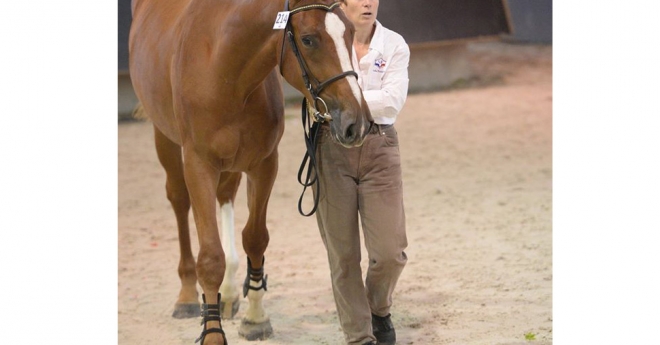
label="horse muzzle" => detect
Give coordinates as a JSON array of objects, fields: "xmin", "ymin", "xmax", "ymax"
[{"xmin": 327, "ymin": 110, "xmax": 370, "ymax": 148}]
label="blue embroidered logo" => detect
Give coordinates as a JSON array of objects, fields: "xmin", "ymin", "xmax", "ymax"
[{"xmin": 374, "ymin": 58, "xmax": 386, "ymax": 72}]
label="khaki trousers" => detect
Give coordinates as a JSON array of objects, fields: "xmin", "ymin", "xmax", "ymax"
[{"xmin": 314, "ymin": 124, "xmax": 408, "ymax": 345}]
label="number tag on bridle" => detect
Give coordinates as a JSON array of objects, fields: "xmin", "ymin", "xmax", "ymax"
[{"xmin": 273, "ymin": 11, "xmax": 290, "ymax": 30}]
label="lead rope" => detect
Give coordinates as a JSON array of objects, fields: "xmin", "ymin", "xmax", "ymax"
[{"xmin": 297, "ymin": 97, "xmax": 322, "ymax": 216}]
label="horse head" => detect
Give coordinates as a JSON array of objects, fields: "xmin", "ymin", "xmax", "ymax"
[{"xmin": 278, "ymin": 0, "xmax": 372, "ymax": 148}]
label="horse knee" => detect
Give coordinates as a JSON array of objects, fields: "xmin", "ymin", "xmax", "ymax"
[
  {"xmin": 242, "ymin": 226, "xmax": 269, "ymax": 258},
  {"xmin": 196, "ymin": 250, "xmax": 225, "ymax": 288}
]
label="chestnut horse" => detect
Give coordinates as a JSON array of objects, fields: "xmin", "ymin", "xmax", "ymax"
[{"xmin": 129, "ymin": 0, "xmax": 371, "ymax": 343}]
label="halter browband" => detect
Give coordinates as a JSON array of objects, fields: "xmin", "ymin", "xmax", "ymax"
[{"xmin": 289, "ymin": 2, "xmax": 341, "ymax": 15}]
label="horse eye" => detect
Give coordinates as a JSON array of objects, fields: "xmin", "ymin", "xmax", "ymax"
[{"xmin": 301, "ymin": 36, "xmax": 314, "ymax": 47}]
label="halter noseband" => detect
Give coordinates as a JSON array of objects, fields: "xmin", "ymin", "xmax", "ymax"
[{"xmin": 279, "ymin": 0, "xmax": 358, "ymax": 122}]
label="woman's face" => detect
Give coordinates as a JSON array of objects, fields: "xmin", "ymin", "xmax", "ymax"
[{"xmin": 341, "ymin": 0, "xmax": 379, "ymax": 29}]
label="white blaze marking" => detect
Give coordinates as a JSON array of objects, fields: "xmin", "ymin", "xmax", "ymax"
[{"xmin": 325, "ymin": 13, "xmax": 362, "ymax": 104}]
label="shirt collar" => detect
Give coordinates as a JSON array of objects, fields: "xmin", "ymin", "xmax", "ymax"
[
  {"xmin": 367, "ymin": 21, "xmax": 385, "ymax": 55},
  {"xmin": 352, "ymin": 21, "xmax": 386, "ymax": 70}
]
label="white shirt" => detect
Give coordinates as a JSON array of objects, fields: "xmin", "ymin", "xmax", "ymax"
[{"xmin": 352, "ymin": 21, "xmax": 410, "ymax": 125}]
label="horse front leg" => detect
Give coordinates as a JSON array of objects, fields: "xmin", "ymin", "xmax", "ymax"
[
  {"xmin": 238, "ymin": 153, "xmax": 278, "ymax": 341},
  {"xmin": 216, "ymin": 172, "xmax": 242, "ymax": 319},
  {"xmin": 154, "ymin": 126, "xmax": 200, "ymax": 318},
  {"xmin": 183, "ymin": 148, "xmax": 227, "ymax": 345}
]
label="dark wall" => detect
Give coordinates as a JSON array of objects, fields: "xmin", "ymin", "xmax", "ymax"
[
  {"xmin": 506, "ymin": 0, "xmax": 552, "ymax": 43},
  {"xmin": 118, "ymin": 0, "xmax": 521, "ymax": 71},
  {"xmin": 118, "ymin": 0, "xmax": 132, "ymax": 71},
  {"xmin": 377, "ymin": 0, "xmax": 510, "ymax": 44}
]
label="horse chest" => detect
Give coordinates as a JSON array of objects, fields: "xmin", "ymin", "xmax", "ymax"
[{"xmin": 185, "ymin": 121, "xmax": 281, "ymax": 172}]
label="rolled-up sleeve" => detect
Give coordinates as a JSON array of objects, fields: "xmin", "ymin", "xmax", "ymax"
[{"xmin": 362, "ymin": 43, "xmax": 410, "ymax": 120}]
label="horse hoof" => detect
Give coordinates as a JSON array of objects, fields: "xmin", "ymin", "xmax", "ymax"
[
  {"xmin": 219, "ymin": 298, "xmax": 240, "ymax": 319},
  {"xmin": 238, "ymin": 318, "xmax": 273, "ymax": 341},
  {"xmin": 172, "ymin": 303, "xmax": 200, "ymax": 319}
]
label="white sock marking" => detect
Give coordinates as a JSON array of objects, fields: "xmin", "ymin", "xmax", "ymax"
[{"xmin": 220, "ymin": 202, "xmax": 239, "ymax": 300}]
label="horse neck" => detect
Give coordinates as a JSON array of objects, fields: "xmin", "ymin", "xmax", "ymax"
[{"xmin": 184, "ymin": 0, "xmax": 287, "ymax": 97}]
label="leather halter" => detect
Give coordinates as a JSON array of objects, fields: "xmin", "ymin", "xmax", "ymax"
[
  {"xmin": 278, "ymin": 0, "xmax": 361, "ymax": 216},
  {"xmin": 279, "ymin": 0, "xmax": 358, "ymax": 122}
]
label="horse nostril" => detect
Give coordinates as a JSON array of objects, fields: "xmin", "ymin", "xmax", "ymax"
[{"xmin": 344, "ymin": 123, "xmax": 355, "ymax": 140}]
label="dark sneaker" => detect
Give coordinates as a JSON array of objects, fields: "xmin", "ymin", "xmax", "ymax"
[{"xmin": 372, "ymin": 313, "xmax": 396, "ymax": 345}]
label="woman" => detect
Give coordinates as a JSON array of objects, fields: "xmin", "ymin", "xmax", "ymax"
[{"xmin": 314, "ymin": 0, "xmax": 410, "ymax": 344}]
